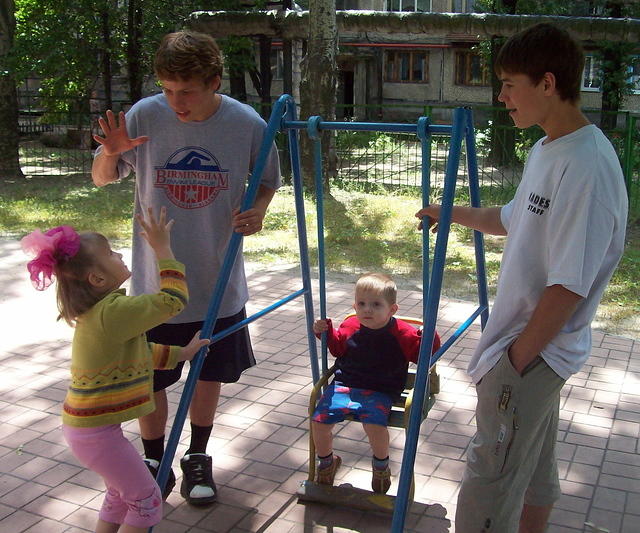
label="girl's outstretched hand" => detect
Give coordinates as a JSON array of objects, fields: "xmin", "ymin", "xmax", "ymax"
[
  {"xmin": 136, "ymin": 206, "xmax": 175, "ymax": 260},
  {"xmin": 180, "ymin": 331, "xmax": 211, "ymax": 362}
]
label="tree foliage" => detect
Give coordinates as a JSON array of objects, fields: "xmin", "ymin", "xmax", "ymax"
[
  {"xmin": 12, "ymin": 0, "xmax": 208, "ymax": 108},
  {"xmin": 1, "ymin": 0, "xmax": 24, "ymax": 179}
]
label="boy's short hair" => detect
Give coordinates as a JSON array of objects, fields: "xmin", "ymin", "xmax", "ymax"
[
  {"xmin": 495, "ymin": 23, "xmax": 584, "ymax": 103},
  {"xmin": 154, "ymin": 31, "xmax": 223, "ymax": 84},
  {"xmin": 355, "ymin": 272, "xmax": 397, "ymax": 305}
]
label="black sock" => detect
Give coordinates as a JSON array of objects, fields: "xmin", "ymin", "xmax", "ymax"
[
  {"xmin": 187, "ymin": 423, "xmax": 213, "ymax": 455},
  {"xmin": 318, "ymin": 452, "xmax": 334, "ymax": 468},
  {"xmin": 142, "ymin": 436, "xmax": 165, "ymax": 463}
]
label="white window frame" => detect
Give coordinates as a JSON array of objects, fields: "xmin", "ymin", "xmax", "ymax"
[
  {"xmin": 582, "ymin": 53, "xmax": 640, "ymax": 94},
  {"xmin": 271, "ymin": 49, "xmax": 284, "ymax": 81},
  {"xmin": 386, "ymin": 0, "xmax": 432, "ymax": 13},
  {"xmin": 628, "ymin": 55, "xmax": 640, "ymax": 94},
  {"xmin": 450, "ymin": 0, "xmax": 475, "ymax": 13},
  {"xmin": 582, "ymin": 54, "xmax": 601, "ymax": 92}
]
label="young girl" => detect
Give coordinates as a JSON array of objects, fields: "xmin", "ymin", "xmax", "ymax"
[{"xmin": 21, "ymin": 207, "xmax": 210, "ymax": 533}]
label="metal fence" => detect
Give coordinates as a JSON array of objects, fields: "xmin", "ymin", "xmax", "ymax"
[
  {"xmin": 17, "ymin": 97, "xmax": 640, "ymax": 210},
  {"xmin": 324, "ymin": 104, "xmax": 640, "ymax": 210}
]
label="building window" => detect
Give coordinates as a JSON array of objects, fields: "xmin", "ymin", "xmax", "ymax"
[
  {"xmin": 582, "ymin": 54, "xmax": 601, "ymax": 91},
  {"xmin": 336, "ymin": 0, "xmax": 359, "ymax": 8},
  {"xmin": 628, "ymin": 55, "xmax": 640, "ymax": 94},
  {"xmin": 582, "ymin": 53, "xmax": 640, "ymax": 93},
  {"xmin": 451, "ymin": 0, "xmax": 475, "ymax": 12},
  {"xmin": 384, "ymin": 50, "xmax": 429, "ymax": 83},
  {"xmin": 386, "ymin": 0, "xmax": 432, "ymax": 12},
  {"xmin": 455, "ymin": 50, "xmax": 489, "ymax": 86},
  {"xmin": 271, "ymin": 49, "xmax": 283, "ymax": 81}
]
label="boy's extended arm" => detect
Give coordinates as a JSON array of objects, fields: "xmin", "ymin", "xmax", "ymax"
[
  {"xmin": 416, "ymin": 205, "xmax": 506, "ymax": 236},
  {"xmin": 92, "ymin": 152, "xmax": 121, "ymax": 187},
  {"xmin": 91, "ymin": 110, "xmax": 148, "ymax": 187},
  {"xmin": 508, "ymin": 284, "xmax": 582, "ymax": 374}
]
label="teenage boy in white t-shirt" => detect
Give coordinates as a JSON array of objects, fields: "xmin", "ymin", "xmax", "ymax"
[{"xmin": 416, "ymin": 23, "xmax": 627, "ymax": 533}]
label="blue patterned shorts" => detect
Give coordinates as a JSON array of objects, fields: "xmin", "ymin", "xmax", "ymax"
[{"xmin": 312, "ymin": 381, "xmax": 393, "ymax": 427}]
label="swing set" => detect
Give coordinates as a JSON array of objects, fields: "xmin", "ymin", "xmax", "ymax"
[{"xmin": 151, "ymin": 94, "xmax": 489, "ymax": 533}]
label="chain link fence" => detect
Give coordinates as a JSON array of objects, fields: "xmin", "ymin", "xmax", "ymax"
[{"xmin": 17, "ymin": 95, "xmax": 640, "ymax": 210}]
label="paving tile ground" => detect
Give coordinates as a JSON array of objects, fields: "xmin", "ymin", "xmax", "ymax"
[{"xmin": 1, "ymin": 238, "xmax": 639, "ymax": 532}]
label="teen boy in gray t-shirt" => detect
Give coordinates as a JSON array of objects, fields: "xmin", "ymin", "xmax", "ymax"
[{"xmin": 92, "ymin": 31, "xmax": 280, "ymax": 507}]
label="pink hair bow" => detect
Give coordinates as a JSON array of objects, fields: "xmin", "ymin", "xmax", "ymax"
[{"xmin": 21, "ymin": 226, "xmax": 81, "ymax": 290}]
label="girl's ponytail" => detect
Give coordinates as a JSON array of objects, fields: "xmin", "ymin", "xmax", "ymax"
[{"xmin": 21, "ymin": 226, "xmax": 81, "ymax": 290}]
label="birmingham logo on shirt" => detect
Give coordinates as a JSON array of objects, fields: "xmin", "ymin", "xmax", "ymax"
[{"xmin": 154, "ymin": 146, "xmax": 229, "ymax": 209}]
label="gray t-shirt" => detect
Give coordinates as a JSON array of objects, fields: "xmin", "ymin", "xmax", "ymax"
[{"xmin": 101, "ymin": 94, "xmax": 281, "ymax": 322}]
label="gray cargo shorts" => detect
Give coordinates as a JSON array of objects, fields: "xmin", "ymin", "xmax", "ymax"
[{"xmin": 455, "ymin": 350, "xmax": 566, "ymax": 533}]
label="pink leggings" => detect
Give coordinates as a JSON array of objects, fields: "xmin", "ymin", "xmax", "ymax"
[{"xmin": 63, "ymin": 424, "xmax": 162, "ymax": 528}]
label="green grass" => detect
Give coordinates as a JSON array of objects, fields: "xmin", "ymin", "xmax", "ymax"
[
  {"xmin": 2, "ymin": 177, "xmax": 638, "ymax": 336},
  {"xmin": 0, "ymin": 174, "xmax": 134, "ymax": 245}
]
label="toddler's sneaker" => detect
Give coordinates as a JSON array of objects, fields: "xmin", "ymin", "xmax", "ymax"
[
  {"xmin": 180, "ymin": 453, "xmax": 217, "ymax": 506},
  {"xmin": 371, "ymin": 465, "xmax": 391, "ymax": 494},
  {"xmin": 316, "ymin": 455, "xmax": 342, "ymax": 485},
  {"xmin": 143, "ymin": 458, "xmax": 176, "ymax": 500}
]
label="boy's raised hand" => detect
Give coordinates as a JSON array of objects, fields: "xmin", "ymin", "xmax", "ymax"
[
  {"xmin": 415, "ymin": 205, "xmax": 440, "ymax": 233},
  {"xmin": 93, "ymin": 110, "xmax": 149, "ymax": 156},
  {"xmin": 136, "ymin": 206, "xmax": 175, "ymax": 260},
  {"xmin": 180, "ymin": 331, "xmax": 211, "ymax": 362}
]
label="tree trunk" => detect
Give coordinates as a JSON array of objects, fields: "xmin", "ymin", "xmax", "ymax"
[
  {"xmin": 100, "ymin": 7, "xmax": 113, "ymax": 111},
  {"xmin": 229, "ymin": 70, "xmax": 248, "ymax": 102},
  {"xmin": 599, "ymin": 1, "xmax": 625, "ymax": 131},
  {"xmin": 488, "ymin": 0, "xmax": 517, "ymax": 168},
  {"xmin": 127, "ymin": 0, "xmax": 143, "ymax": 103},
  {"xmin": 258, "ymin": 35, "xmax": 272, "ymax": 119},
  {"xmin": 600, "ymin": 44, "xmax": 625, "ymax": 131},
  {"xmin": 299, "ymin": 0, "xmax": 337, "ymax": 193},
  {"xmin": 0, "ymin": 0, "xmax": 24, "ymax": 180}
]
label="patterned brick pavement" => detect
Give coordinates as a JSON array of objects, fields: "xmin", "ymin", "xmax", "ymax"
[{"xmin": 1, "ymin": 238, "xmax": 639, "ymax": 532}]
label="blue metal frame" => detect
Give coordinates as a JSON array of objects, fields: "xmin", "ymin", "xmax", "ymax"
[
  {"xmin": 149, "ymin": 94, "xmax": 319, "ymax": 532},
  {"xmin": 150, "ymin": 95, "xmax": 488, "ymax": 532}
]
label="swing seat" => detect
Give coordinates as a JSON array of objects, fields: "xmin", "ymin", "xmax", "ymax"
[{"xmin": 297, "ymin": 315, "xmax": 440, "ymax": 512}]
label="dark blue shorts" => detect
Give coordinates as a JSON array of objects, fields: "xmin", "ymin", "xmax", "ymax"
[
  {"xmin": 312, "ymin": 381, "xmax": 393, "ymax": 427},
  {"xmin": 147, "ymin": 308, "xmax": 255, "ymax": 391}
]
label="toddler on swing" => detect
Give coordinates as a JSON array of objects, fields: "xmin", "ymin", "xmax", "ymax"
[{"xmin": 311, "ymin": 272, "xmax": 440, "ymax": 494}]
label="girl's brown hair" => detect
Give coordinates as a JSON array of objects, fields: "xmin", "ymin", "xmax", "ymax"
[
  {"xmin": 54, "ymin": 232, "xmax": 109, "ymax": 326},
  {"xmin": 154, "ymin": 31, "xmax": 223, "ymax": 84}
]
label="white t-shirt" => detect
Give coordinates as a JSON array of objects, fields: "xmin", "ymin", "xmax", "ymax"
[
  {"xmin": 468, "ymin": 124, "xmax": 627, "ymax": 384},
  {"xmin": 98, "ymin": 94, "xmax": 281, "ymax": 323}
]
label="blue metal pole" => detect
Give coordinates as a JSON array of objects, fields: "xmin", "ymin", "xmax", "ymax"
[
  {"xmin": 285, "ymin": 99, "xmax": 321, "ymax": 386},
  {"xmin": 391, "ymin": 107, "xmax": 466, "ymax": 532},
  {"xmin": 417, "ymin": 116, "xmax": 431, "ymax": 321},
  {"xmin": 464, "ymin": 108, "xmax": 490, "ymax": 329},
  {"xmin": 283, "ymin": 120, "xmax": 453, "ymax": 136},
  {"xmin": 150, "ymin": 96, "xmax": 291, "ymax": 529},
  {"xmin": 307, "ymin": 116, "xmax": 329, "ymax": 376}
]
